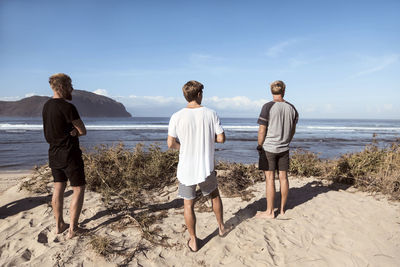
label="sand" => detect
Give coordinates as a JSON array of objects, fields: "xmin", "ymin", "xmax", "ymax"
[{"xmin": 1, "ymin": 171, "xmax": 400, "ymax": 266}]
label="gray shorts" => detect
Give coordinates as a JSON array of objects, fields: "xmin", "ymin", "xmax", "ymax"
[
  {"xmin": 259, "ymin": 150, "xmax": 290, "ymax": 171},
  {"xmin": 178, "ymin": 171, "xmax": 218, "ymax": 200}
]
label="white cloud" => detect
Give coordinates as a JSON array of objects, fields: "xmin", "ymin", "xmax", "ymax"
[
  {"xmin": 266, "ymin": 39, "xmax": 298, "ymax": 58},
  {"xmin": 93, "ymin": 89, "xmax": 109, "ymax": 96},
  {"xmin": 205, "ymin": 96, "xmax": 267, "ymax": 111},
  {"xmin": 383, "ymin": 103, "xmax": 393, "ymax": 111},
  {"xmin": 324, "ymin": 104, "xmax": 334, "ymax": 112},
  {"xmin": 114, "ymin": 95, "xmax": 268, "ymax": 117},
  {"xmin": 0, "ymin": 96, "xmax": 21, "ymax": 101},
  {"xmin": 24, "ymin": 93, "xmax": 35, "ymax": 97},
  {"xmin": 124, "ymin": 95, "xmax": 185, "ymax": 106},
  {"xmin": 352, "ymin": 54, "xmax": 400, "ymax": 77}
]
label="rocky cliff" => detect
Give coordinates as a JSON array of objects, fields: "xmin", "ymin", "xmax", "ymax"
[{"xmin": 0, "ymin": 90, "xmax": 132, "ymax": 117}]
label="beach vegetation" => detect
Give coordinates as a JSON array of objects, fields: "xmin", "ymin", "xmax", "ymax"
[
  {"xmin": 20, "ymin": 164, "xmax": 52, "ymax": 194},
  {"xmin": 19, "ymin": 141, "xmax": 400, "ymax": 263},
  {"xmin": 83, "ymin": 143, "xmax": 178, "ymax": 209},
  {"xmin": 216, "ymin": 162, "xmax": 263, "ymax": 201},
  {"xmin": 289, "ymin": 143, "xmax": 400, "ymax": 200},
  {"xmin": 289, "ymin": 149, "xmax": 323, "ymax": 177}
]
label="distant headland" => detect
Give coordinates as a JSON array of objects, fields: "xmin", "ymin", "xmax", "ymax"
[{"xmin": 0, "ymin": 90, "xmax": 132, "ymax": 117}]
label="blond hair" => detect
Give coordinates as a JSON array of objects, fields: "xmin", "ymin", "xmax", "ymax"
[
  {"xmin": 270, "ymin": 80, "xmax": 286, "ymax": 95},
  {"xmin": 49, "ymin": 73, "xmax": 72, "ymax": 98},
  {"xmin": 182, "ymin": 80, "xmax": 203, "ymax": 102}
]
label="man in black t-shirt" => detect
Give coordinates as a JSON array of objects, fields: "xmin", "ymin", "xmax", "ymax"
[{"xmin": 42, "ymin": 73, "xmax": 87, "ymax": 239}]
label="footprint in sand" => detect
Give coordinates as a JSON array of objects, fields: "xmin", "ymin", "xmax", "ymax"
[
  {"xmin": 37, "ymin": 227, "xmax": 53, "ymax": 244},
  {"xmin": 37, "ymin": 230, "xmax": 48, "ymax": 244},
  {"xmin": 21, "ymin": 248, "xmax": 32, "ymax": 260}
]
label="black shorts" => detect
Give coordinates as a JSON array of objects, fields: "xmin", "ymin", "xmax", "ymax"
[
  {"xmin": 51, "ymin": 157, "xmax": 86, "ymax": 187},
  {"xmin": 259, "ymin": 150, "xmax": 290, "ymax": 171}
]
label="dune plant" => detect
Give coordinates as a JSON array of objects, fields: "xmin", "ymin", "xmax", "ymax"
[
  {"xmin": 330, "ymin": 143, "xmax": 400, "ymax": 199},
  {"xmin": 289, "ymin": 149, "xmax": 323, "ymax": 177},
  {"xmin": 83, "ymin": 143, "xmax": 179, "ymax": 209},
  {"xmin": 216, "ymin": 161, "xmax": 263, "ymax": 200}
]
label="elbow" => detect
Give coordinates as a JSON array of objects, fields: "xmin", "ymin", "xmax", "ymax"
[
  {"xmin": 167, "ymin": 139, "xmax": 173, "ymax": 149},
  {"xmin": 78, "ymin": 128, "xmax": 87, "ymax": 136},
  {"xmin": 216, "ymin": 134, "xmax": 226, "ymax": 143}
]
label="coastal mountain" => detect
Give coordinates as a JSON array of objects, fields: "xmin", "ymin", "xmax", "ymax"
[{"xmin": 0, "ymin": 90, "xmax": 132, "ymax": 117}]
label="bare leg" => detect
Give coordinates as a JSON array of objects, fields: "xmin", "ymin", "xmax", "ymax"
[
  {"xmin": 52, "ymin": 182, "xmax": 69, "ymax": 234},
  {"xmin": 184, "ymin": 199, "xmax": 198, "ymax": 251},
  {"xmin": 256, "ymin": 171, "xmax": 275, "ymax": 219},
  {"xmin": 278, "ymin": 171, "xmax": 289, "ymax": 215},
  {"xmin": 210, "ymin": 189, "xmax": 226, "ymax": 236},
  {"xmin": 68, "ymin": 185, "xmax": 85, "ymax": 239}
]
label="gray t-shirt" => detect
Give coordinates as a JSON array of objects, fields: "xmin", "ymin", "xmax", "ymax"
[{"xmin": 257, "ymin": 101, "xmax": 299, "ymax": 153}]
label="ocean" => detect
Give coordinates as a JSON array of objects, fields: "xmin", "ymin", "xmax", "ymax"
[{"xmin": 1, "ymin": 117, "xmax": 399, "ymax": 170}]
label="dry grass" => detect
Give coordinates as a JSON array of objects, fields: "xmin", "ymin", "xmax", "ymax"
[
  {"xmin": 216, "ymin": 162, "xmax": 263, "ymax": 201},
  {"xmin": 88, "ymin": 234, "xmax": 148, "ymax": 263},
  {"xmin": 19, "ymin": 141, "xmax": 400, "ymax": 262},
  {"xmin": 290, "ymin": 143, "xmax": 400, "ymax": 200},
  {"xmin": 83, "ymin": 143, "xmax": 178, "ymax": 210},
  {"xmin": 289, "ymin": 149, "xmax": 323, "ymax": 177},
  {"xmin": 328, "ymin": 143, "xmax": 400, "ymax": 199},
  {"xmin": 20, "ymin": 164, "xmax": 52, "ymax": 194},
  {"xmin": 89, "ymin": 235, "xmax": 114, "ymax": 257}
]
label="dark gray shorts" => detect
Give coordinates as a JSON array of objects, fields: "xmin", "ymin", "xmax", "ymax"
[
  {"xmin": 259, "ymin": 150, "xmax": 290, "ymax": 171},
  {"xmin": 178, "ymin": 171, "xmax": 218, "ymax": 200},
  {"xmin": 51, "ymin": 157, "xmax": 86, "ymax": 187}
]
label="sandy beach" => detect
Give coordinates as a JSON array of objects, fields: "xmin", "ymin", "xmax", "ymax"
[{"xmin": 1, "ymin": 171, "xmax": 400, "ymax": 266}]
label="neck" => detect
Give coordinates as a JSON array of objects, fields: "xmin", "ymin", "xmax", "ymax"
[
  {"xmin": 186, "ymin": 100, "xmax": 202, "ymax": 108},
  {"xmin": 53, "ymin": 91, "xmax": 62, "ymax": 99},
  {"xmin": 273, "ymin": 95, "xmax": 284, "ymax": 102}
]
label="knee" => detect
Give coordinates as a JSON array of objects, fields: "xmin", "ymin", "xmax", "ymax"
[
  {"xmin": 184, "ymin": 199, "xmax": 195, "ymax": 209},
  {"xmin": 73, "ymin": 185, "xmax": 85, "ymax": 193},
  {"xmin": 209, "ymin": 188, "xmax": 220, "ymax": 200}
]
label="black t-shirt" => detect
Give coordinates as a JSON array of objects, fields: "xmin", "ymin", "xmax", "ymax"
[{"xmin": 42, "ymin": 98, "xmax": 82, "ymax": 169}]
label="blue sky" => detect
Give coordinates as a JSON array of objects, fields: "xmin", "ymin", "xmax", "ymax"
[{"xmin": 1, "ymin": 0, "xmax": 399, "ymax": 118}]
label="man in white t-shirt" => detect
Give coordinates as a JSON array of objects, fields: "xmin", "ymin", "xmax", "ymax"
[{"xmin": 168, "ymin": 80, "xmax": 227, "ymax": 252}]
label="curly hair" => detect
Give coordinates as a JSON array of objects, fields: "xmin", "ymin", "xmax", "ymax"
[{"xmin": 49, "ymin": 73, "xmax": 72, "ymax": 99}]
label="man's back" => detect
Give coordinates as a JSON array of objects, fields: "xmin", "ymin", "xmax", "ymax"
[
  {"xmin": 42, "ymin": 98, "xmax": 81, "ymax": 168},
  {"xmin": 258, "ymin": 101, "xmax": 298, "ymax": 153},
  {"xmin": 168, "ymin": 107, "xmax": 223, "ymax": 185}
]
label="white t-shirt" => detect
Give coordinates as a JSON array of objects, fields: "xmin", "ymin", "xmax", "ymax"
[{"xmin": 168, "ymin": 107, "xmax": 224, "ymax": 186}]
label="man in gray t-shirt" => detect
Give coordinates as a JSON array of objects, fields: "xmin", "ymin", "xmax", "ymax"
[{"xmin": 256, "ymin": 80, "xmax": 298, "ymax": 219}]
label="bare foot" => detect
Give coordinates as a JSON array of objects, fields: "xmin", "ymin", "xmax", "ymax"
[
  {"xmin": 280, "ymin": 210, "xmax": 285, "ymax": 216},
  {"xmin": 55, "ymin": 222, "xmax": 69, "ymax": 234},
  {"xmin": 67, "ymin": 226, "xmax": 87, "ymax": 239},
  {"xmin": 255, "ymin": 211, "xmax": 275, "ymax": 219},
  {"xmin": 219, "ymin": 224, "xmax": 230, "ymax": 237},
  {"xmin": 187, "ymin": 237, "xmax": 198, "ymax": 252}
]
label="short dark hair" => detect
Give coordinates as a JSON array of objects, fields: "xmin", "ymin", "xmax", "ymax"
[
  {"xmin": 270, "ymin": 80, "xmax": 286, "ymax": 95},
  {"xmin": 182, "ymin": 80, "xmax": 203, "ymax": 102}
]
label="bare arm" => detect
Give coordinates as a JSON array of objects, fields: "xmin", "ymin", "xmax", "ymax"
[
  {"xmin": 258, "ymin": 124, "xmax": 267, "ymax": 146},
  {"xmin": 288, "ymin": 124, "xmax": 296, "ymax": 143},
  {"xmin": 167, "ymin": 135, "xmax": 180, "ymax": 150},
  {"xmin": 215, "ymin": 132, "xmax": 226, "ymax": 143},
  {"xmin": 71, "ymin": 119, "xmax": 86, "ymax": 137}
]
